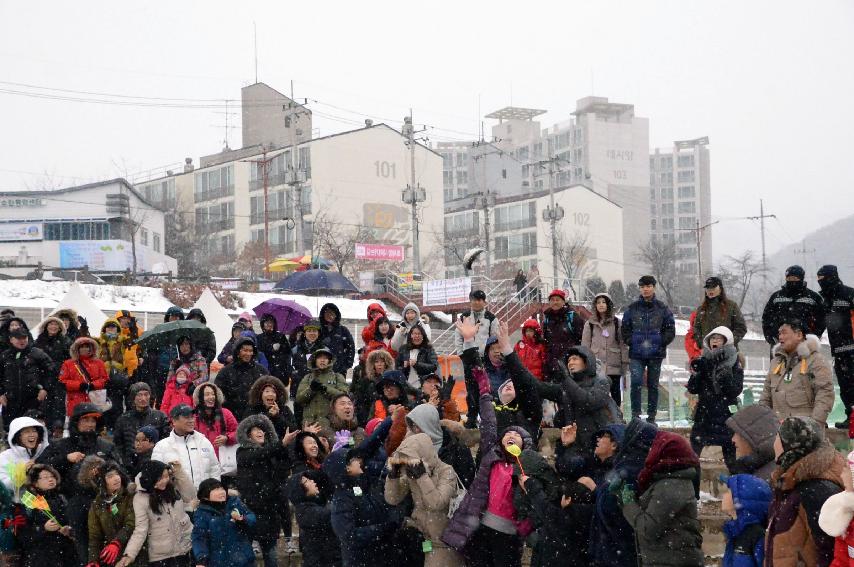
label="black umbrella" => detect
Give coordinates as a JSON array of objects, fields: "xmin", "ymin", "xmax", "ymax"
[
  {"xmin": 134, "ymin": 319, "xmax": 214, "ymax": 352},
  {"xmin": 273, "ymin": 268, "xmax": 360, "ymax": 296}
]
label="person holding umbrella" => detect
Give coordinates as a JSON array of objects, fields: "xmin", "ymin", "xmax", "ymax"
[{"xmin": 257, "ymin": 314, "xmax": 294, "ymax": 386}]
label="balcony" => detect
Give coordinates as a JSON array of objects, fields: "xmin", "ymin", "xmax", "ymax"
[{"xmin": 197, "ymin": 218, "xmax": 235, "ymax": 234}]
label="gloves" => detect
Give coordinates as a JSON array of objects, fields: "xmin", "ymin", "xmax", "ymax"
[
  {"xmin": 100, "ymin": 540, "xmax": 121, "ymax": 564},
  {"xmin": 617, "ymin": 484, "xmax": 636, "ymax": 506},
  {"xmin": 310, "ymin": 380, "xmax": 327, "ymax": 393},
  {"xmin": 2, "ymin": 513, "xmax": 25, "ymax": 531},
  {"xmin": 405, "ymin": 460, "xmax": 426, "ymax": 479},
  {"xmin": 387, "ymin": 462, "xmax": 403, "ymax": 479},
  {"xmin": 472, "ymin": 368, "xmax": 490, "ymax": 396},
  {"xmin": 690, "ymin": 357, "xmax": 709, "ymax": 374},
  {"xmin": 80, "ymin": 382, "xmax": 91, "ymax": 393},
  {"xmin": 332, "ymin": 430, "xmax": 352, "ymax": 452}
]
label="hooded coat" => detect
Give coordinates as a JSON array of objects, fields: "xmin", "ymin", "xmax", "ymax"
[
  {"xmin": 53, "ymin": 308, "xmax": 81, "ymax": 341},
  {"xmin": 192, "ymin": 383, "xmax": 238, "ymax": 458},
  {"xmin": 114, "ymin": 309, "xmax": 143, "ymax": 376},
  {"xmin": 58, "ymin": 336, "xmax": 110, "ymax": 416},
  {"xmin": 818, "ymin": 488, "xmax": 854, "ymax": 567},
  {"xmin": 726, "ymin": 404, "xmax": 780, "ymax": 481},
  {"xmin": 246, "ymin": 375, "xmax": 295, "ymax": 439},
  {"xmin": 351, "ymin": 348, "xmax": 394, "ymax": 426},
  {"xmin": 296, "ymin": 348, "xmax": 349, "ymax": 428},
  {"xmin": 621, "ymin": 295, "xmax": 676, "ymax": 361},
  {"xmin": 98, "ymin": 317, "xmax": 133, "ymax": 373},
  {"xmin": 256, "ymin": 313, "xmax": 294, "ymax": 382},
  {"xmin": 622, "ymin": 431, "xmax": 703, "ymax": 567},
  {"xmin": 0, "ymin": 325, "xmax": 53, "ymax": 421},
  {"xmin": 590, "ymin": 417, "xmax": 657, "ymax": 567},
  {"xmin": 34, "ymin": 316, "xmax": 72, "ymax": 371},
  {"xmin": 582, "ymin": 295, "xmax": 629, "ymax": 376},
  {"xmin": 542, "ymin": 303, "xmax": 586, "ymax": 378},
  {"xmin": 818, "ymin": 273, "xmax": 854, "ymax": 355},
  {"xmin": 385, "ymin": 433, "xmax": 465, "ymax": 567},
  {"xmin": 0, "ymin": 417, "xmax": 49, "ymax": 500},
  {"xmin": 513, "ymin": 318, "xmax": 546, "ymax": 380},
  {"xmin": 286, "ymin": 469, "xmax": 342, "ymax": 567},
  {"xmin": 185, "ymin": 308, "xmax": 217, "ymax": 364},
  {"xmin": 216, "ymin": 322, "xmax": 246, "ymax": 365},
  {"xmin": 555, "ymin": 423, "xmax": 625, "ymax": 485},
  {"xmin": 722, "ymin": 474, "xmax": 772, "ymax": 567},
  {"xmin": 390, "ymin": 302, "xmax": 432, "ymax": 351},
  {"xmin": 192, "ymin": 495, "xmax": 256, "ymax": 567},
  {"xmin": 759, "ymin": 334, "xmax": 835, "ymax": 424},
  {"xmin": 160, "ymin": 359, "xmax": 196, "ymax": 417},
  {"xmin": 526, "ymin": 479, "xmax": 595, "ymax": 567},
  {"xmin": 214, "ymin": 336, "xmax": 268, "ymax": 420},
  {"xmin": 370, "ymin": 369, "xmax": 413, "ymax": 421},
  {"xmin": 766, "ymin": 445, "xmax": 844, "ymax": 567},
  {"xmin": 17, "ymin": 473, "xmax": 77, "ymax": 567},
  {"xmin": 86, "ymin": 472, "xmax": 145, "ymax": 566},
  {"xmin": 361, "ymin": 302, "xmax": 388, "ymax": 346},
  {"xmin": 291, "ymin": 325, "xmax": 328, "ymax": 397},
  {"xmin": 687, "ymin": 326, "xmax": 744, "ymax": 445},
  {"xmin": 762, "ymin": 282, "xmax": 826, "ymax": 345},
  {"xmin": 168, "ymin": 336, "xmax": 209, "ymax": 386},
  {"xmin": 319, "ymin": 303, "xmax": 355, "ymax": 374}
]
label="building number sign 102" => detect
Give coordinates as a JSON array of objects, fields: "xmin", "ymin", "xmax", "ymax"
[{"xmin": 375, "ymin": 161, "xmax": 397, "ymax": 179}]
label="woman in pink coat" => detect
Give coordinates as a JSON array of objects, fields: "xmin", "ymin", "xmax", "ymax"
[
  {"xmin": 159, "ymin": 364, "xmax": 195, "ymax": 416},
  {"xmin": 192, "ymin": 382, "xmax": 238, "ymax": 458}
]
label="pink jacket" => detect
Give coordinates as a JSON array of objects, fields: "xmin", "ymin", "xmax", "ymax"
[{"xmin": 192, "ymin": 383, "xmax": 238, "ymax": 458}]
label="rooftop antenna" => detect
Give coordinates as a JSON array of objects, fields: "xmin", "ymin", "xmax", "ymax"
[{"xmin": 254, "ymin": 22, "xmax": 258, "ymax": 83}]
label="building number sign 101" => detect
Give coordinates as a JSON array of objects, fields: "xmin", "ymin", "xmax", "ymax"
[{"xmin": 375, "ymin": 161, "xmax": 397, "ymax": 179}]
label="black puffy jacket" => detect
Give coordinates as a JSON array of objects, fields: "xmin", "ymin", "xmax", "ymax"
[
  {"xmin": 257, "ymin": 314, "xmax": 294, "ymax": 382},
  {"xmin": 0, "ymin": 343, "xmax": 54, "ymax": 420},
  {"xmin": 820, "ymin": 280, "xmax": 854, "ymax": 355},
  {"xmin": 214, "ymin": 337, "xmax": 267, "ymax": 420},
  {"xmin": 319, "ymin": 303, "xmax": 355, "ymax": 375},
  {"xmin": 762, "ymin": 283, "xmax": 826, "ymax": 345}
]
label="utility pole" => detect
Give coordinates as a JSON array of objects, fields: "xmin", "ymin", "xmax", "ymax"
[
  {"xmin": 285, "ymin": 168, "xmax": 307, "ymax": 258},
  {"xmin": 242, "ymin": 150, "xmax": 275, "ymax": 279},
  {"xmin": 794, "ymin": 239, "xmax": 816, "ymax": 274},
  {"xmin": 473, "ymin": 191, "xmax": 496, "ymax": 276},
  {"xmin": 402, "ymin": 111, "xmax": 427, "ymax": 274},
  {"xmin": 745, "ymin": 199, "xmax": 776, "ymax": 284},
  {"xmin": 694, "ymin": 219, "xmax": 719, "ymax": 282},
  {"xmin": 532, "ymin": 154, "xmax": 565, "ymax": 289}
]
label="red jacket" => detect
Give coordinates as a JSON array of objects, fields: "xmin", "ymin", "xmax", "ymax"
[
  {"xmin": 684, "ymin": 311, "xmax": 702, "ymax": 361},
  {"xmin": 360, "ymin": 303, "xmax": 387, "ymax": 346},
  {"xmin": 58, "ymin": 337, "xmax": 109, "ymax": 416},
  {"xmin": 514, "ymin": 319, "xmax": 546, "ymax": 380},
  {"xmin": 160, "ymin": 373, "xmax": 195, "ymax": 416},
  {"xmin": 819, "ymin": 490, "xmax": 854, "ymax": 567}
]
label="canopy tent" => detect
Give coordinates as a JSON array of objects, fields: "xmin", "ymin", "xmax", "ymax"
[
  {"xmin": 48, "ymin": 282, "xmax": 107, "ymax": 334},
  {"xmin": 192, "ymin": 288, "xmax": 236, "ymax": 354}
]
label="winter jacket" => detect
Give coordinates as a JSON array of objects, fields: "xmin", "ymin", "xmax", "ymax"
[
  {"xmin": 685, "ymin": 311, "xmax": 703, "ymax": 361},
  {"xmin": 759, "ymin": 334, "xmax": 835, "ymax": 424},
  {"xmin": 159, "ymin": 365, "xmax": 195, "ymax": 416},
  {"xmin": 726, "ymin": 404, "xmax": 780, "ymax": 481},
  {"xmin": 286, "ymin": 470, "xmax": 342, "ymax": 567},
  {"xmin": 0, "ymin": 341, "xmax": 53, "ymax": 421},
  {"xmin": 687, "ymin": 328, "xmax": 744, "ymax": 445},
  {"xmin": 98, "ymin": 317, "xmax": 133, "ymax": 373},
  {"xmin": 622, "ymin": 431, "xmax": 703, "ymax": 567},
  {"xmin": 114, "ymin": 309, "xmax": 143, "ymax": 376},
  {"xmin": 113, "ymin": 402, "xmax": 169, "ymax": 466},
  {"xmin": 186, "ymin": 308, "xmax": 217, "ymax": 364},
  {"xmin": 396, "ymin": 340, "xmax": 439, "ymax": 386},
  {"xmin": 762, "ymin": 282, "xmax": 826, "ymax": 345},
  {"xmin": 192, "ymin": 384, "xmax": 238, "ymax": 458},
  {"xmin": 818, "ymin": 490, "xmax": 854, "ymax": 567},
  {"xmin": 319, "ymin": 303, "xmax": 356, "ymax": 374},
  {"xmin": 214, "ymin": 337, "xmax": 267, "ymax": 420},
  {"xmin": 542, "ymin": 304, "xmax": 586, "ymax": 378},
  {"xmin": 514, "ymin": 319, "xmax": 546, "ymax": 380},
  {"xmin": 36, "ymin": 403, "xmax": 118, "ymax": 498},
  {"xmin": 438, "ymin": 420, "xmax": 476, "ymax": 489},
  {"xmin": 235, "ymin": 413, "xmax": 291, "ymax": 544},
  {"xmin": 693, "ymin": 296, "xmax": 748, "ymax": 350},
  {"xmin": 555, "ymin": 423, "xmax": 624, "ymax": 485},
  {"xmin": 17, "ymin": 488, "xmax": 77, "ymax": 567},
  {"xmin": 0, "ymin": 417, "xmax": 49, "ymax": 500},
  {"xmin": 766, "ymin": 445, "xmax": 844, "ymax": 567},
  {"xmin": 167, "ymin": 337, "xmax": 209, "ymax": 387},
  {"xmin": 257, "ymin": 313, "xmax": 294, "ymax": 382},
  {"xmin": 391, "ymin": 302, "xmax": 432, "ymax": 351},
  {"xmin": 216, "ymin": 323, "xmax": 245, "ymax": 365},
  {"xmin": 151, "ymin": 430, "xmax": 221, "ymax": 492},
  {"xmin": 351, "ymin": 349, "xmax": 394, "ymax": 426},
  {"xmin": 296, "ymin": 348, "xmax": 349, "ymax": 428},
  {"xmin": 58, "ymin": 336, "xmax": 110, "ymax": 416},
  {"xmin": 582, "ymin": 314, "xmax": 629, "ymax": 376},
  {"xmin": 590, "ymin": 418, "xmax": 658, "ymax": 567},
  {"xmin": 122, "ymin": 465, "xmax": 196, "ymax": 563},
  {"xmin": 819, "ymin": 279, "xmax": 854, "ymax": 356},
  {"xmin": 722, "ymin": 474, "xmax": 772, "ymax": 567},
  {"xmin": 87, "ymin": 485, "xmax": 145, "ymax": 566},
  {"xmin": 550, "ymin": 346, "xmax": 616, "ymax": 453},
  {"xmin": 291, "ymin": 335, "xmax": 328, "ymax": 400},
  {"xmin": 246, "ymin": 374, "xmax": 295, "ymax": 439},
  {"xmin": 191, "ymin": 496, "xmax": 256, "ymax": 567},
  {"xmin": 34, "ymin": 316, "xmax": 72, "ymax": 372},
  {"xmin": 621, "ymin": 295, "xmax": 676, "ymax": 361},
  {"xmin": 361, "ymin": 302, "xmax": 388, "ymax": 345},
  {"xmin": 369, "ymin": 369, "xmax": 414, "ymax": 420},
  {"xmin": 452, "ymin": 307, "xmax": 499, "ymax": 354},
  {"xmin": 52, "ymin": 309, "xmax": 81, "ymax": 341},
  {"xmin": 526, "ymin": 478, "xmax": 595, "ymax": 567},
  {"xmin": 385, "ymin": 433, "xmax": 465, "ymax": 567}
]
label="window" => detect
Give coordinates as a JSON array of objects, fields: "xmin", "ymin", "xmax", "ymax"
[
  {"xmin": 677, "ymin": 170, "xmax": 695, "ymax": 183},
  {"xmin": 661, "ymin": 203, "xmax": 674, "ymax": 215},
  {"xmin": 441, "ymin": 153, "xmax": 452, "ymax": 168},
  {"xmin": 494, "ymin": 232, "xmax": 537, "ymax": 259},
  {"xmin": 678, "ymin": 201, "xmax": 696, "ymax": 214},
  {"xmin": 501, "ymin": 169, "xmax": 507, "ymax": 179},
  {"xmin": 194, "ymin": 165, "xmax": 234, "ymax": 202},
  {"xmin": 444, "ymin": 211, "xmax": 479, "ymax": 238},
  {"xmin": 153, "ymin": 233, "xmax": 161, "ymax": 252},
  {"xmin": 137, "ymin": 178, "xmax": 176, "ymax": 209},
  {"xmin": 662, "ymin": 218, "xmax": 674, "ymax": 230},
  {"xmin": 298, "ymin": 147, "xmax": 312, "ymax": 178},
  {"xmin": 679, "ymin": 216, "xmax": 696, "ymax": 229},
  {"xmin": 44, "ymin": 221, "xmax": 110, "ymax": 241},
  {"xmin": 249, "ymin": 151, "xmax": 292, "ymax": 190},
  {"xmin": 517, "ymin": 147, "xmax": 529, "ymax": 161},
  {"xmin": 456, "ymin": 171, "xmax": 467, "ymax": 185},
  {"xmin": 533, "ymin": 143, "xmax": 543, "ymax": 158},
  {"xmin": 197, "ymin": 200, "xmax": 235, "ymax": 233},
  {"xmin": 443, "ymin": 171, "xmax": 453, "ymax": 187},
  {"xmin": 661, "ymin": 187, "xmax": 673, "ymax": 200},
  {"xmin": 649, "ymin": 157, "xmax": 656, "ymax": 170},
  {"xmin": 660, "ymin": 172, "xmax": 673, "ymax": 185},
  {"xmin": 650, "ymin": 203, "xmax": 657, "ymax": 215},
  {"xmin": 494, "ymin": 202, "xmax": 536, "ymax": 231},
  {"xmin": 650, "ymin": 219, "xmax": 657, "ymax": 230},
  {"xmin": 456, "ymin": 153, "xmax": 467, "ymax": 167},
  {"xmin": 140, "ymin": 228, "xmax": 148, "ymax": 246},
  {"xmin": 678, "ymin": 186, "xmax": 696, "ymax": 199},
  {"xmin": 678, "ymin": 155, "xmax": 694, "ymax": 168},
  {"xmin": 661, "ymin": 156, "xmax": 673, "ymax": 169},
  {"xmin": 649, "ymin": 187, "xmax": 657, "ymax": 200}
]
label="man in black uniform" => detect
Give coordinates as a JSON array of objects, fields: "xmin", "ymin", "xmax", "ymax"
[
  {"xmin": 761, "ymin": 265, "xmax": 826, "ymax": 345},
  {"xmin": 816, "ymin": 264, "xmax": 854, "ymax": 428}
]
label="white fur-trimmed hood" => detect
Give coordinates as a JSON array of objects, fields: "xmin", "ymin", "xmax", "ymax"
[
  {"xmin": 772, "ymin": 334, "xmax": 821, "ymax": 359},
  {"xmin": 819, "ymin": 490, "xmax": 854, "ymax": 537}
]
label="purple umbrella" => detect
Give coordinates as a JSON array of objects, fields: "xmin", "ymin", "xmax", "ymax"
[{"xmin": 253, "ymin": 298, "xmax": 312, "ymax": 335}]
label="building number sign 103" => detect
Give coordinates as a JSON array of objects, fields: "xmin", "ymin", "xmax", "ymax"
[{"xmin": 375, "ymin": 161, "xmax": 397, "ymax": 179}]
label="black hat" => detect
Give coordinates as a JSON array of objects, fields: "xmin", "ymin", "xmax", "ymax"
[
  {"xmin": 818, "ymin": 265, "xmax": 839, "ymax": 279},
  {"xmin": 704, "ymin": 276, "xmax": 723, "ymax": 289},
  {"xmin": 169, "ymin": 404, "xmax": 194, "ymax": 419},
  {"xmin": 138, "ymin": 460, "xmax": 168, "ymax": 492},
  {"xmin": 469, "ymin": 289, "xmax": 486, "ymax": 301},
  {"xmin": 8, "ymin": 327, "xmax": 29, "ymax": 339},
  {"xmin": 638, "ymin": 275, "xmax": 657, "ymax": 286},
  {"xmin": 785, "ymin": 265, "xmax": 805, "ymax": 280}
]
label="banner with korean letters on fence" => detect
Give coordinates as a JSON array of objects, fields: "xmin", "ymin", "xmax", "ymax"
[
  {"xmin": 423, "ymin": 277, "xmax": 472, "ymax": 306},
  {"xmin": 354, "ymin": 243, "xmax": 404, "ymax": 262}
]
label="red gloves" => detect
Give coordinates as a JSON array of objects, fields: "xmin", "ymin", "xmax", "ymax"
[
  {"xmin": 2, "ymin": 513, "xmax": 26, "ymax": 533},
  {"xmin": 100, "ymin": 540, "xmax": 121, "ymax": 564},
  {"xmin": 473, "ymin": 367, "xmax": 491, "ymax": 396}
]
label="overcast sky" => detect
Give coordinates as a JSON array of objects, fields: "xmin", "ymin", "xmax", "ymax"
[{"xmin": 1, "ymin": 0, "xmax": 852, "ymax": 263}]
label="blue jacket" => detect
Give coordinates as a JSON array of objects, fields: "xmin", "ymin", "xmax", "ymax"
[
  {"xmin": 722, "ymin": 474, "xmax": 771, "ymax": 567},
  {"xmin": 320, "ymin": 303, "xmax": 355, "ymax": 375},
  {"xmin": 330, "ymin": 474, "xmax": 402, "ymax": 567},
  {"xmin": 191, "ymin": 496, "xmax": 257, "ymax": 567},
  {"xmin": 621, "ymin": 296, "xmax": 676, "ymax": 360}
]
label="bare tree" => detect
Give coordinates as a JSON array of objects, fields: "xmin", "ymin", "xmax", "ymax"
[
  {"xmin": 423, "ymin": 222, "xmax": 482, "ymax": 277},
  {"xmin": 312, "ymin": 208, "xmax": 375, "ymax": 277},
  {"xmin": 723, "ymin": 250, "xmax": 765, "ymax": 309},
  {"xmin": 636, "ymin": 238, "xmax": 678, "ymax": 307},
  {"xmin": 235, "ymin": 240, "xmax": 267, "ymax": 279},
  {"xmin": 555, "ymin": 230, "xmax": 590, "ymax": 298}
]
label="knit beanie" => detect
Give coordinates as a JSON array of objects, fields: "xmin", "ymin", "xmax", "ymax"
[
  {"xmin": 138, "ymin": 425, "xmax": 159, "ymax": 443},
  {"xmin": 776, "ymin": 416, "xmax": 824, "ymax": 472},
  {"xmin": 139, "ymin": 460, "xmax": 168, "ymax": 492}
]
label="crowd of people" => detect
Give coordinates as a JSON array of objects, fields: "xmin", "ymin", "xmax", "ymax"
[{"xmin": 0, "ymin": 262, "xmax": 852, "ymax": 566}]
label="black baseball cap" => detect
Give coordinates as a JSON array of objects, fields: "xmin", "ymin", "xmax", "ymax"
[
  {"xmin": 169, "ymin": 404, "xmax": 194, "ymax": 419},
  {"xmin": 704, "ymin": 276, "xmax": 722, "ymax": 289},
  {"xmin": 8, "ymin": 328, "xmax": 29, "ymax": 339},
  {"xmin": 469, "ymin": 290, "xmax": 486, "ymax": 301}
]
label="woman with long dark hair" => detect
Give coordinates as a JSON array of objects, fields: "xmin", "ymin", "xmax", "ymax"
[
  {"xmin": 396, "ymin": 325, "xmax": 438, "ymax": 389},
  {"xmin": 691, "ymin": 277, "xmax": 747, "ymax": 353},
  {"xmin": 192, "ymin": 383, "xmax": 238, "ymax": 459},
  {"xmin": 581, "ymin": 293, "xmax": 628, "ymax": 405}
]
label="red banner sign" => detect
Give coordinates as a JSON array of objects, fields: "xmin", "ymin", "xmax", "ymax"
[{"xmin": 355, "ymin": 243, "xmax": 405, "ymax": 262}]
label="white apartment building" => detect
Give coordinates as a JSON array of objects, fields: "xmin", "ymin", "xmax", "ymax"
[
  {"xmin": 0, "ymin": 179, "xmax": 177, "ymax": 276},
  {"xmin": 649, "ymin": 137, "xmax": 712, "ymax": 280}
]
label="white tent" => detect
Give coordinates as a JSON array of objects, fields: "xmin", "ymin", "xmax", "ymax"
[
  {"xmin": 192, "ymin": 288, "xmax": 234, "ymax": 354},
  {"xmin": 48, "ymin": 282, "xmax": 108, "ymax": 334}
]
